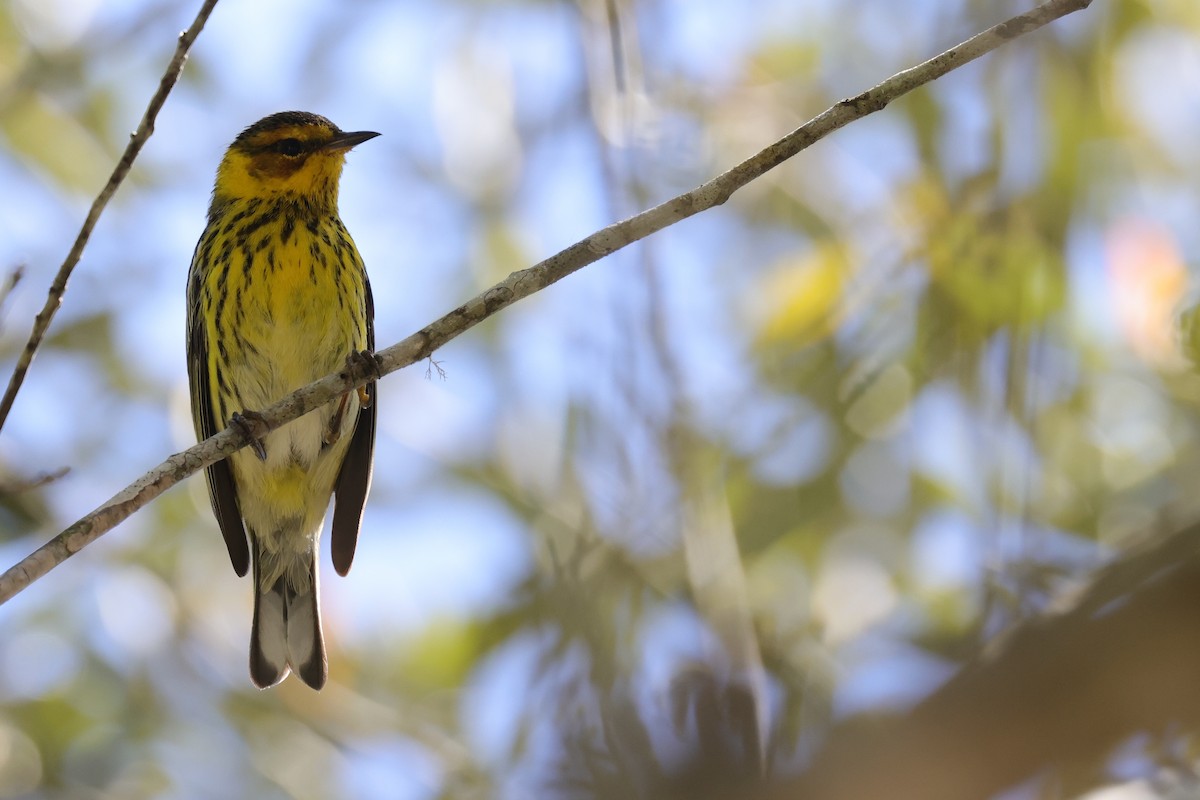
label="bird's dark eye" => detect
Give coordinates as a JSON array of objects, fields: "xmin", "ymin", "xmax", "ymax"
[{"xmin": 274, "ymin": 138, "xmax": 304, "ymax": 157}]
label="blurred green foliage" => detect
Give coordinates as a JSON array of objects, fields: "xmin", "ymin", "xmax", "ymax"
[{"xmin": 0, "ymin": 0, "xmax": 1197, "ymax": 798}]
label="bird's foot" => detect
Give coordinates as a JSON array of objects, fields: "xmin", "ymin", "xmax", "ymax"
[
  {"xmin": 231, "ymin": 410, "xmax": 269, "ymax": 461},
  {"xmin": 323, "ymin": 392, "xmax": 350, "ymax": 447},
  {"xmin": 343, "ymin": 349, "xmax": 380, "ymax": 409}
]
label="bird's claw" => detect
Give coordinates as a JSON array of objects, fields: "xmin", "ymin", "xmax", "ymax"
[
  {"xmin": 232, "ymin": 411, "xmax": 269, "ymax": 461},
  {"xmin": 344, "ymin": 349, "xmax": 379, "ymax": 409}
]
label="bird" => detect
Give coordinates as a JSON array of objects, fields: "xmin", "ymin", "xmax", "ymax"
[{"xmin": 185, "ymin": 111, "xmax": 379, "ymax": 689}]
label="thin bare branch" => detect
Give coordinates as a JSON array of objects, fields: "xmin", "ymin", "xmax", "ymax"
[
  {"xmin": 0, "ymin": 266, "xmax": 24, "ymax": 318},
  {"xmin": 0, "ymin": 0, "xmax": 221, "ymax": 435},
  {"xmin": 0, "ymin": 466, "xmax": 69, "ymax": 495},
  {"xmin": 0, "ymin": 0, "xmax": 1092, "ymax": 606}
]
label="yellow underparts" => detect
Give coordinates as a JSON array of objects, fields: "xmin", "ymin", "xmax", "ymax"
[{"xmin": 198, "ymin": 193, "xmax": 369, "ymax": 555}]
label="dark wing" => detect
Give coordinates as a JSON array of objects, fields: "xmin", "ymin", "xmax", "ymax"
[
  {"xmin": 331, "ymin": 278, "xmax": 376, "ymax": 577},
  {"xmin": 186, "ymin": 253, "xmax": 250, "ymax": 577}
]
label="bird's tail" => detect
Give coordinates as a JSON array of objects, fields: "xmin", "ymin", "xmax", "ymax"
[{"xmin": 249, "ymin": 537, "xmax": 327, "ymax": 690}]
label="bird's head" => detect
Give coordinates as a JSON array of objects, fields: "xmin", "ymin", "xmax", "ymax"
[{"xmin": 212, "ymin": 111, "xmax": 379, "ymax": 208}]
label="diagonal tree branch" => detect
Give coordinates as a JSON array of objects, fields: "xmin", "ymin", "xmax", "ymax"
[
  {"xmin": 0, "ymin": 0, "xmax": 1093, "ymax": 605},
  {"xmin": 0, "ymin": 0, "xmax": 221, "ymax": 435},
  {"xmin": 750, "ymin": 519, "xmax": 1200, "ymax": 800}
]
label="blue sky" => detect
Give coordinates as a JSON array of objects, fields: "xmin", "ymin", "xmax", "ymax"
[{"xmin": 0, "ymin": 0, "xmax": 1194, "ymax": 796}]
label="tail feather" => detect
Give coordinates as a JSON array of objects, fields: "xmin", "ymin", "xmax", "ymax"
[
  {"xmin": 249, "ymin": 538, "xmax": 327, "ymax": 690},
  {"xmin": 287, "ymin": 559, "xmax": 327, "ymax": 689},
  {"xmin": 250, "ymin": 571, "xmax": 290, "ymax": 689}
]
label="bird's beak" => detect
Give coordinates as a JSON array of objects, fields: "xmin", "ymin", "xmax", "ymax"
[{"xmin": 324, "ymin": 130, "xmax": 381, "ymax": 151}]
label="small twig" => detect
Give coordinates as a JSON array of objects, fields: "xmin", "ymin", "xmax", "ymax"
[
  {"xmin": 0, "ymin": 0, "xmax": 221, "ymax": 435},
  {"xmin": 0, "ymin": 266, "xmax": 24, "ymax": 318},
  {"xmin": 0, "ymin": 0, "xmax": 1092, "ymax": 606},
  {"xmin": 425, "ymin": 357, "xmax": 447, "ymax": 381},
  {"xmin": 0, "ymin": 466, "xmax": 69, "ymax": 495}
]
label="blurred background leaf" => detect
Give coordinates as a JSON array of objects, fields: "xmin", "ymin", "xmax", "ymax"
[{"xmin": 0, "ymin": 0, "xmax": 1195, "ymax": 798}]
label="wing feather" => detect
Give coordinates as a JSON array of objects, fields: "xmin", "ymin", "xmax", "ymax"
[
  {"xmin": 186, "ymin": 250, "xmax": 250, "ymax": 577},
  {"xmin": 331, "ymin": 278, "xmax": 376, "ymax": 577}
]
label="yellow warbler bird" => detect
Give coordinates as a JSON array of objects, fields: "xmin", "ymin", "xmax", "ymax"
[{"xmin": 186, "ymin": 111, "xmax": 378, "ymax": 689}]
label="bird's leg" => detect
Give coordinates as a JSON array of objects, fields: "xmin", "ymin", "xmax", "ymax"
[
  {"xmin": 342, "ymin": 349, "xmax": 380, "ymax": 409},
  {"xmin": 325, "ymin": 351, "xmax": 379, "ymax": 447},
  {"xmin": 323, "ymin": 392, "xmax": 350, "ymax": 447},
  {"xmin": 231, "ymin": 410, "xmax": 269, "ymax": 461}
]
